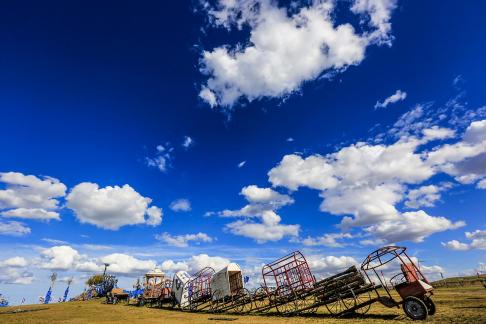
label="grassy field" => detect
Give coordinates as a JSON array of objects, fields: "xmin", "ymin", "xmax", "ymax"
[{"xmin": 1, "ymin": 287, "xmax": 485, "ymax": 323}]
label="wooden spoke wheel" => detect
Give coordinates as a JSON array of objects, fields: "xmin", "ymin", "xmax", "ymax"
[
  {"xmin": 231, "ymin": 288, "xmax": 253, "ymax": 314},
  {"xmin": 297, "ymin": 295, "xmax": 319, "ymax": 314},
  {"xmin": 353, "ymin": 290, "xmax": 372, "ymax": 315},
  {"xmin": 275, "ymin": 295, "xmax": 297, "ymax": 315},
  {"xmin": 325, "ymin": 280, "xmax": 354, "ymax": 316},
  {"xmin": 252, "ymin": 287, "xmax": 271, "ymax": 313},
  {"xmin": 210, "ymin": 290, "xmax": 224, "ymax": 313}
]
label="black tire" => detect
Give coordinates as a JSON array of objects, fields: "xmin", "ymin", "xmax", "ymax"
[
  {"xmin": 423, "ymin": 296, "xmax": 436, "ymax": 315},
  {"xmin": 403, "ymin": 296, "xmax": 428, "ymax": 320}
]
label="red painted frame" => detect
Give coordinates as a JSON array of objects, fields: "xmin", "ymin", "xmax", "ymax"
[{"xmin": 261, "ymin": 251, "xmax": 315, "ymax": 298}]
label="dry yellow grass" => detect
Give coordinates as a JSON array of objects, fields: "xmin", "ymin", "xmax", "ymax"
[{"xmin": 1, "ymin": 287, "xmax": 485, "ymax": 323}]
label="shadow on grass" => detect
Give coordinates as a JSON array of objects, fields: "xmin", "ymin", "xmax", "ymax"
[
  {"xmin": 118, "ymin": 302, "xmax": 401, "ymax": 321},
  {"xmin": 0, "ymin": 307, "xmax": 50, "ymax": 315}
]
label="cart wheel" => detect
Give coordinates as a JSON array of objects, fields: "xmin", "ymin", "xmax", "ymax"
[
  {"xmin": 138, "ymin": 298, "xmax": 145, "ymax": 307},
  {"xmin": 353, "ymin": 290, "xmax": 372, "ymax": 315},
  {"xmin": 252, "ymin": 287, "xmax": 270, "ymax": 313},
  {"xmin": 295, "ymin": 295, "xmax": 318, "ymax": 314},
  {"xmin": 232, "ymin": 288, "xmax": 253, "ymax": 314},
  {"xmin": 210, "ymin": 290, "xmax": 223, "ymax": 313},
  {"xmin": 325, "ymin": 280, "xmax": 354, "ymax": 316},
  {"xmin": 113, "ymin": 297, "xmax": 118, "ymax": 305},
  {"xmin": 275, "ymin": 296, "xmax": 296, "ymax": 315},
  {"xmin": 423, "ymin": 296, "xmax": 436, "ymax": 315},
  {"xmin": 403, "ymin": 296, "xmax": 428, "ymax": 320}
]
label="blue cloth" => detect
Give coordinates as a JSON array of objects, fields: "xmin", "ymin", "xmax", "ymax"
[
  {"xmin": 63, "ymin": 286, "xmax": 70, "ymax": 302},
  {"xmin": 44, "ymin": 287, "xmax": 52, "ymax": 304}
]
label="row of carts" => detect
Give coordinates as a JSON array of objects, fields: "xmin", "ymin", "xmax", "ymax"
[{"xmin": 111, "ymin": 246, "xmax": 437, "ymax": 320}]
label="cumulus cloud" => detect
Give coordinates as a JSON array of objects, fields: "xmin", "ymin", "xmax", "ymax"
[
  {"xmin": 404, "ymin": 184, "xmax": 451, "ymax": 209},
  {"xmin": 364, "ymin": 210, "xmax": 464, "ymax": 243},
  {"xmin": 0, "ymin": 172, "xmax": 66, "ymax": 222},
  {"xmin": 374, "ymin": 89, "xmax": 407, "ymax": 109},
  {"xmin": 66, "ymin": 183, "xmax": 162, "ymax": 230},
  {"xmin": 307, "ymin": 255, "xmax": 358, "ymax": 277},
  {"xmin": 155, "ymin": 232, "xmax": 213, "ymax": 247},
  {"xmin": 169, "ymin": 198, "xmax": 192, "ymax": 212},
  {"xmin": 1, "ymin": 208, "xmax": 60, "ymax": 221},
  {"xmin": 442, "ymin": 229, "xmax": 486, "ymax": 251},
  {"xmin": 218, "ymin": 185, "xmax": 299, "ymax": 243},
  {"xmin": 100, "ymin": 253, "xmax": 156, "ymax": 275},
  {"xmin": 40, "ymin": 245, "xmax": 81, "ymax": 270},
  {"xmin": 441, "ymin": 239, "xmax": 469, "ymax": 251},
  {"xmin": 186, "ymin": 254, "xmax": 230, "ymax": 273},
  {"xmin": 199, "ymin": 0, "xmax": 397, "ymax": 108},
  {"xmin": 0, "ymin": 220, "xmax": 31, "ymax": 236},
  {"xmin": 301, "ymin": 232, "xmax": 353, "ymax": 247},
  {"xmin": 226, "ymin": 210, "xmax": 299, "ymax": 243},
  {"xmin": 267, "ymin": 118, "xmax": 486, "ymax": 243},
  {"xmin": 39, "ymin": 245, "xmax": 158, "ymax": 276},
  {"xmin": 0, "ymin": 266, "xmax": 35, "ymax": 285},
  {"xmin": 0, "ymin": 256, "xmax": 28, "ymax": 268}
]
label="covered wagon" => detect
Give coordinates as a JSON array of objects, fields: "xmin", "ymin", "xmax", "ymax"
[
  {"xmin": 137, "ymin": 268, "xmax": 172, "ymax": 307},
  {"xmin": 210, "ymin": 263, "xmax": 252, "ymax": 313}
]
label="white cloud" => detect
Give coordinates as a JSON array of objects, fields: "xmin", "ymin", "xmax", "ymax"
[
  {"xmin": 405, "ymin": 184, "xmax": 445, "ymax": 209},
  {"xmin": 301, "ymin": 232, "xmax": 353, "ymax": 247},
  {"xmin": 182, "ymin": 136, "xmax": 194, "ymax": 149},
  {"xmin": 42, "ymin": 238, "xmax": 68, "ymax": 245},
  {"xmin": 100, "ymin": 253, "xmax": 156, "ymax": 275},
  {"xmin": 169, "ymin": 198, "xmax": 192, "ymax": 212},
  {"xmin": 218, "ymin": 185, "xmax": 298, "ymax": 243},
  {"xmin": 0, "ymin": 256, "xmax": 28, "ymax": 268},
  {"xmin": 40, "ymin": 245, "xmax": 81, "ymax": 270},
  {"xmin": 155, "ymin": 232, "xmax": 213, "ymax": 248},
  {"xmin": 1, "ymin": 208, "xmax": 60, "ymax": 221},
  {"xmin": 0, "ymin": 266, "xmax": 34, "ymax": 285},
  {"xmin": 160, "ymin": 259, "xmax": 189, "ymax": 273},
  {"xmin": 422, "ymin": 126, "xmax": 455, "ymax": 141},
  {"xmin": 238, "ymin": 161, "xmax": 246, "ymax": 168},
  {"xmin": 307, "ymin": 255, "xmax": 358, "ymax": 277},
  {"xmin": 199, "ymin": 0, "xmax": 396, "ymax": 108},
  {"xmin": 186, "ymin": 254, "xmax": 230, "ymax": 273},
  {"xmin": 374, "ymin": 89, "xmax": 407, "ymax": 109},
  {"xmin": 441, "ymin": 239, "xmax": 470, "ymax": 251},
  {"xmin": 226, "ymin": 210, "xmax": 299, "ymax": 243},
  {"xmin": 0, "ymin": 172, "xmax": 66, "ymax": 222},
  {"xmin": 266, "ymin": 117, "xmax": 486, "ymax": 242},
  {"xmin": 66, "ymin": 182, "xmax": 162, "ymax": 230},
  {"xmin": 364, "ymin": 210, "xmax": 465, "ymax": 243},
  {"xmin": 477, "ymin": 179, "xmax": 486, "ymax": 189},
  {"xmin": 146, "ymin": 144, "xmax": 174, "ymax": 172},
  {"xmin": 0, "ymin": 220, "xmax": 31, "ymax": 236}
]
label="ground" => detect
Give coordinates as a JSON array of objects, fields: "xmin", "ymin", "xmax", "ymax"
[{"xmin": 1, "ymin": 287, "xmax": 485, "ymax": 323}]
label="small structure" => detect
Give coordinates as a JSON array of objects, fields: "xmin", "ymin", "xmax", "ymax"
[
  {"xmin": 210, "ymin": 263, "xmax": 252, "ymax": 313},
  {"xmin": 107, "ymin": 288, "xmax": 129, "ymax": 304},
  {"xmin": 137, "ymin": 268, "xmax": 172, "ymax": 307},
  {"xmin": 172, "ymin": 270, "xmax": 192, "ymax": 308}
]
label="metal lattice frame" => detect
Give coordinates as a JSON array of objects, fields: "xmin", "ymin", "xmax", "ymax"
[{"xmin": 262, "ymin": 251, "xmax": 315, "ymax": 299}]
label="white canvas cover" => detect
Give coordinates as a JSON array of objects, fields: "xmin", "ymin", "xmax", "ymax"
[
  {"xmin": 211, "ymin": 263, "xmax": 242, "ymax": 300},
  {"xmin": 172, "ymin": 271, "xmax": 192, "ymax": 306}
]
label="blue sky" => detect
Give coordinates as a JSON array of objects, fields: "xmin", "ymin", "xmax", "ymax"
[{"xmin": 0, "ymin": 0, "xmax": 485, "ymax": 305}]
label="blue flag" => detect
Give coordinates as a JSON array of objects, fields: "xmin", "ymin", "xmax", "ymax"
[
  {"xmin": 63, "ymin": 286, "xmax": 70, "ymax": 302},
  {"xmin": 44, "ymin": 287, "xmax": 52, "ymax": 304}
]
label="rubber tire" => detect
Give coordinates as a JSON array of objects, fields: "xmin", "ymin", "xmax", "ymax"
[
  {"xmin": 423, "ymin": 296, "xmax": 436, "ymax": 315},
  {"xmin": 403, "ymin": 296, "xmax": 428, "ymax": 320}
]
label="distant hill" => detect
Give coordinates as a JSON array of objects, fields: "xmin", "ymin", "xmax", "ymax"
[{"xmin": 432, "ymin": 274, "xmax": 486, "ymax": 288}]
